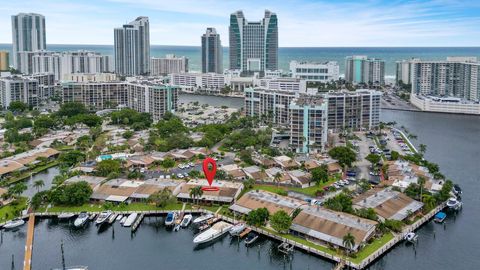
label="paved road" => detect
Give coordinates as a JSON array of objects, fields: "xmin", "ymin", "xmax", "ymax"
[
  {"xmin": 381, "ymin": 93, "xmax": 419, "ymax": 111},
  {"xmin": 354, "ymin": 132, "xmax": 372, "ymax": 180}
]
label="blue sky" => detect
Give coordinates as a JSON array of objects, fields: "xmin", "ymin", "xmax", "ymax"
[{"xmin": 1, "ymin": 0, "xmax": 480, "ymax": 46}]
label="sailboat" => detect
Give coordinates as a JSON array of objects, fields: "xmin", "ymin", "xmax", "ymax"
[{"xmin": 52, "ymin": 241, "xmax": 88, "ymax": 270}]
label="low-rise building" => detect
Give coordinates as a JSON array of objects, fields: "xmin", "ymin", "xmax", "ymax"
[
  {"xmin": 230, "ymin": 190, "xmax": 305, "ymax": 216},
  {"xmin": 176, "ymin": 179, "xmax": 243, "ymax": 204},
  {"xmin": 291, "ymin": 206, "xmax": 378, "ymax": 251},
  {"xmin": 273, "ymin": 156, "xmax": 300, "ymax": 170},
  {"xmin": 290, "ymin": 61, "xmax": 340, "ymax": 83},
  {"xmin": 353, "ymin": 188, "xmax": 424, "ymax": 221},
  {"xmin": 90, "ymin": 178, "xmax": 143, "ymax": 203},
  {"xmin": 220, "ymin": 164, "xmax": 246, "ymax": 180},
  {"xmin": 410, "ymin": 94, "xmax": 480, "ymax": 115}
]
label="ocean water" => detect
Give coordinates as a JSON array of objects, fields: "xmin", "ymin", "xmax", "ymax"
[{"xmin": 1, "ymin": 44, "xmax": 480, "ymax": 77}]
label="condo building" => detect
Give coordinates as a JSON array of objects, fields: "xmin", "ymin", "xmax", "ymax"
[
  {"xmin": 11, "ymin": 13, "xmax": 46, "ymax": 71},
  {"xmin": 257, "ymin": 78, "xmax": 307, "ymax": 93},
  {"xmin": 151, "ymin": 54, "xmax": 188, "ymax": 76},
  {"xmin": 395, "ymin": 59, "xmax": 418, "ymax": 86},
  {"xmin": 201, "ymin": 28, "xmax": 223, "ymax": 74},
  {"xmin": 289, "ymin": 61, "xmax": 340, "ymax": 83},
  {"xmin": 345, "ymin": 56, "xmax": 385, "ymax": 85},
  {"xmin": 114, "ymin": 16, "xmax": 150, "ymax": 76},
  {"xmin": 62, "ymin": 79, "xmax": 178, "ymax": 121},
  {"xmin": 0, "ymin": 75, "xmax": 39, "ymax": 109},
  {"xmin": 289, "ymin": 96, "xmax": 328, "ymax": 153},
  {"xmin": 244, "ymin": 87, "xmax": 297, "ymax": 127},
  {"xmin": 0, "ymin": 51, "xmax": 9, "ymax": 71},
  {"xmin": 170, "ymin": 73, "xmax": 225, "ymax": 92},
  {"xmin": 229, "ymin": 10, "xmax": 278, "ymax": 74}
]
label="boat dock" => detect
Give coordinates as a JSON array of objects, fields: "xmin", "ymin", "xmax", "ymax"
[
  {"xmin": 131, "ymin": 213, "xmax": 144, "ymax": 232},
  {"xmin": 23, "ymin": 213, "xmax": 35, "ymax": 270},
  {"xmin": 239, "ymin": 227, "xmax": 251, "ymax": 238}
]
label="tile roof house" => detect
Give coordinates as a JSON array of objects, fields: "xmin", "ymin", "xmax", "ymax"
[
  {"xmin": 229, "ymin": 190, "xmax": 306, "ymax": 216},
  {"xmin": 176, "ymin": 179, "xmax": 243, "ymax": 204}
]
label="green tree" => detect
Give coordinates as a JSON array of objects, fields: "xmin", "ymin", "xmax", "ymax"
[
  {"xmin": 365, "ymin": 154, "xmax": 381, "ymax": 166},
  {"xmin": 33, "ymin": 179, "xmax": 45, "ymax": 192},
  {"xmin": 96, "ymin": 159, "xmax": 122, "ymax": 177},
  {"xmin": 161, "ymin": 158, "xmax": 175, "ymax": 171},
  {"xmin": 273, "ymin": 172, "xmax": 282, "ymax": 186},
  {"xmin": 422, "ymin": 194, "xmax": 436, "ymax": 212},
  {"xmin": 246, "ymin": 207, "xmax": 270, "ymax": 226},
  {"xmin": 59, "ymin": 150, "xmax": 86, "ymax": 167},
  {"xmin": 189, "ymin": 186, "xmax": 203, "ymax": 205},
  {"xmin": 419, "ymin": 144, "xmax": 427, "ymax": 155},
  {"xmin": 8, "ymin": 101, "xmax": 28, "ymax": 113},
  {"xmin": 149, "ymin": 189, "xmax": 175, "ymax": 207},
  {"xmin": 122, "ymin": 130, "xmax": 134, "ymax": 139},
  {"xmin": 328, "ymin": 146, "xmax": 357, "ymax": 167},
  {"xmin": 8, "ymin": 182, "xmax": 27, "ymax": 197},
  {"xmin": 49, "ymin": 181, "xmax": 92, "ymax": 205},
  {"xmin": 269, "ymin": 210, "xmax": 292, "ymax": 233},
  {"xmin": 342, "ymin": 233, "xmax": 356, "ymax": 251},
  {"xmin": 323, "ymin": 192, "xmax": 353, "ymax": 213},
  {"xmin": 390, "ymin": 150, "xmax": 400, "ymax": 160},
  {"xmin": 311, "ymin": 164, "xmax": 329, "ymax": 184},
  {"xmin": 188, "ymin": 170, "xmax": 201, "ymax": 178},
  {"xmin": 57, "ymin": 102, "xmax": 88, "ymax": 117}
]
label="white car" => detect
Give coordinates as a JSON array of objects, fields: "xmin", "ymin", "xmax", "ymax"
[
  {"xmin": 188, "ymin": 162, "xmax": 194, "ymax": 167},
  {"xmin": 177, "ymin": 173, "xmax": 184, "ymax": 179}
]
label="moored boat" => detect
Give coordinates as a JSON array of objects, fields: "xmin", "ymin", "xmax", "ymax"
[
  {"xmin": 123, "ymin": 213, "xmax": 137, "ymax": 227},
  {"xmin": 108, "ymin": 213, "xmax": 118, "ymax": 224},
  {"xmin": 116, "ymin": 215, "xmax": 123, "ymax": 221},
  {"xmin": 193, "ymin": 221, "xmax": 232, "ymax": 244},
  {"xmin": 181, "ymin": 214, "xmax": 193, "ymax": 228},
  {"xmin": 58, "ymin": 213, "xmax": 76, "ymax": 219},
  {"xmin": 3, "ymin": 218, "xmax": 25, "ymax": 229},
  {"xmin": 446, "ymin": 197, "xmax": 463, "ymax": 211},
  {"xmin": 404, "ymin": 232, "xmax": 418, "ymax": 243},
  {"xmin": 74, "ymin": 212, "xmax": 89, "ymax": 227},
  {"xmin": 95, "ymin": 211, "xmax": 112, "ymax": 225},
  {"xmin": 192, "ymin": 213, "xmax": 214, "ymax": 225},
  {"xmin": 88, "ymin": 214, "xmax": 97, "ymax": 221},
  {"xmin": 244, "ymin": 232, "xmax": 259, "ymax": 245},
  {"xmin": 165, "ymin": 212, "xmax": 177, "ymax": 226},
  {"xmin": 434, "ymin": 212, "xmax": 447, "ymax": 223},
  {"xmin": 229, "ymin": 222, "xmax": 246, "ymax": 236},
  {"xmin": 120, "ymin": 216, "xmax": 127, "ymax": 225}
]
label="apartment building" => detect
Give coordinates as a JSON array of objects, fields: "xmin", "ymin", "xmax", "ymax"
[
  {"xmin": 244, "ymin": 87, "xmax": 297, "ymax": 127},
  {"xmin": 0, "ymin": 75, "xmax": 39, "ymax": 109},
  {"xmin": 151, "ymin": 54, "xmax": 188, "ymax": 76},
  {"xmin": 345, "ymin": 56, "xmax": 385, "ymax": 85},
  {"xmin": 290, "ymin": 61, "xmax": 339, "ymax": 83}
]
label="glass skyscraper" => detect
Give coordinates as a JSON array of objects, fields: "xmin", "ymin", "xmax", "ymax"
[
  {"xmin": 114, "ymin": 16, "xmax": 150, "ymax": 76},
  {"xmin": 229, "ymin": 10, "xmax": 278, "ymax": 75},
  {"xmin": 201, "ymin": 28, "xmax": 223, "ymax": 74}
]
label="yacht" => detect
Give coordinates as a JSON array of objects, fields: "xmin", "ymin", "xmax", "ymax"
[
  {"xmin": 193, "ymin": 221, "xmax": 233, "ymax": 244},
  {"xmin": 165, "ymin": 212, "xmax": 177, "ymax": 226},
  {"xmin": 95, "ymin": 211, "xmax": 112, "ymax": 225},
  {"xmin": 3, "ymin": 218, "xmax": 25, "ymax": 229},
  {"xmin": 123, "ymin": 213, "xmax": 138, "ymax": 227},
  {"xmin": 404, "ymin": 232, "xmax": 418, "ymax": 243},
  {"xmin": 181, "ymin": 214, "xmax": 193, "ymax": 228},
  {"xmin": 446, "ymin": 197, "xmax": 463, "ymax": 211},
  {"xmin": 453, "ymin": 184, "xmax": 462, "ymax": 195},
  {"xmin": 120, "ymin": 216, "xmax": 127, "ymax": 225},
  {"xmin": 229, "ymin": 223, "xmax": 246, "ymax": 236},
  {"xmin": 192, "ymin": 213, "xmax": 214, "ymax": 225},
  {"xmin": 74, "ymin": 212, "xmax": 89, "ymax": 227}
]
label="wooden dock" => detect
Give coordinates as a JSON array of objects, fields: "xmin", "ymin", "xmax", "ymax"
[
  {"xmin": 239, "ymin": 227, "xmax": 251, "ymax": 238},
  {"xmin": 23, "ymin": 213, "xmax": 35, "ymax": 270}
]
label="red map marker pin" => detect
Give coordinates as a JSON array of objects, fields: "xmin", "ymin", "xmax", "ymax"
[{"xmin": 202, "ymin": 157, "xmax": 219, "ymax": 191}]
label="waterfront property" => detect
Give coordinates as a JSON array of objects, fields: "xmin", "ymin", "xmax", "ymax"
[
  {"xmin": 0, "ymin": 148, "xmax": 59, "ymax": 179},
  {"xmin": 289, "ymin": 60, "xmax": 340, "ymax": 83},
  {"xmin": 352, "ymin": 188, "xmax": 424, "ymax": 221},
  {"xmin": 385, "ymin": 160, "xmax": 444, "ymax": 193},
  {"xmin": 176, "ymin": 179, "xmax": 243, "ymax": 204},
  {"xmin": 345, "ymin": 55, "xmax": 385, "ymax": 85},
  {"xmin": 290, "ymin": 206, "xmax": 378, "ymax": 251},
  {"xmin": 410, "ymin": 94, "xmax": 480, "ymax": 115},
  {"xmin": 229, "ymin": 190, "xmax": 306, "ymax": 216}
]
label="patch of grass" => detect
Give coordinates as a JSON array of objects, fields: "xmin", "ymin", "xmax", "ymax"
[
  {"xmin": 350, "ymin": 232, "xmax": 394, "ymax": 263},
  {"xmin": 289, "ymin": 178, "xmax": 337, "ymax": 197},
  {"xmin": 42, "ymin": 201, "xmax": 188, "ymax": 213},
  {"xmin": 0, "ymin": 197, "xmax": 28, "ymax": 223},
  {"xmin": 5, "ymin": 161, "xmax": 59, "ymax": 185}
]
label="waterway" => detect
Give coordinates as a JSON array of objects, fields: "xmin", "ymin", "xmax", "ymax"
[{"xmin": 1, "ymin": 95, "xmax": 479, "ymax": 269}]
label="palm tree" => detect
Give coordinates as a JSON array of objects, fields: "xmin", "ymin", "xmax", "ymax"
[
  {"xmin": 33, "ymin": 179, "xmax": 45, "ymax": 192},
  {"xmin": 274, "ymin": 172, "xmax": 282, "ymax": 187},
  {"xmin": 422, "ymin": 194, "xmax": 436, "ymax": 211},
  {"xmin": 419, "ymin": 144, "xmax": 427, "ymax": 155},
  {"xmin": 342, "ymin": 233, "xmax": 356, "ymax": 253},
  {"xmin": 189, "ymin": 186, "xmax": 203, "ymax": 205}
]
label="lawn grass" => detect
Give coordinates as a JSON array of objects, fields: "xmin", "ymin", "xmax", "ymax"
[
  {"xmin": 0, "ymin": 197, "xmax": 27, "ymax": 223},
  {"xmin": 289, "ymin": 178, "xmax": 337, "ymax": 196},
  {"xmin": 41, "ymin": 201, "xmax": 189, "ymax": 213},
  {"xmin": 350, "ymin": 232, "xmax": 394, "ymax": 263}
]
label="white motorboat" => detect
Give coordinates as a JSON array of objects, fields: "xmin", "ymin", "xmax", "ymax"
[
  {"xmin": 58, "ymin": 213, "xmax": 76, "ymax": 219},
  {"xmin": 3, "ymin": 218, "xmax": 25, "ymax": 229},
  {"xmin": 108, "ymin": 213, "xmax": 118, "ymax": 224},
  {"xmin": 116, "ymin": 215, "xmax": 123, "ymax": 221},
  {"xmin": 245, "ymin": 232, "xmax": 259, "ymax": 245},
  {"xmin": 165, "ymin": 212, "xmax": 177, "ymax": 226},
  {"xmin": 229, "ymin": 222, "xmax": 246, "ymax": 236},
  {"xmin": 192, "ymin": 213, "xmax": 214, "ymax": 224},
  {"xmin": 123, "ymin": 213, "xmax": 138, "ymax": 227},
  {"xmin": 95, "ymin": 211, "xmax": 112, "ymax": 225},
  {"xmin": 404, "ymin": 232, "xmax": 418, "ymax": 243},
  {"xmin": 88, "ymin": 214, "xmax": 97, "ymax": 221},
  {"xmin": 120, "ymin": 216, "xmax": 127, "ymax": 225},
  {"xmin": 193, "ymin": 221, "xmax": 233, "ymax": 244},
  {"xmin": 74, "ymin": 212, "xmax": 89, "ymax": 227},
  {"xmin": 181, "ymin": 214, "xmax": 193, "ymax": 228},
  {"xmin": 53, "ymin": 266, "xmax": 88, "ymax": 270},
  {"xmin": 446, "ymin": 197, "xmax": 463, "ymax": 210},
  {"xmin": 174, "ymin": 224, "xmax": 181, "ymax": 231}
]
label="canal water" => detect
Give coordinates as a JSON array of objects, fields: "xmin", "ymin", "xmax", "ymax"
[{"xmin": 1, "ymin": 95, "xmax": 479, "ymax": 269}]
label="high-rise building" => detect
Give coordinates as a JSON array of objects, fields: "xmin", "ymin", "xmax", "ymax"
[
  {"xmin": 114, "ymin": 16, "xmax": 150, "ymax": 76},
  {"xmin": 229, "ymin": 10, "xmax": 278, "ymax": 74},
  {"xmin": 244, "ymin": 88, "xmax": 296, "ymax": 127},
  {"xmin": 62, "ymin": 78, "xmax": 179, "ymax": 121},
  {"xmin": 290, "ymin": 61, "xmax": 340, "ymax": 83},
  {"xmin": 151, "ymin": 54, "xmax": 188, "ymax": 76},
  {"xmin": 0, "ymin": 75, "xmax": 39, "ymax": 109},
  {"xmin": 345, "ymin": 56, "xmax": 385, "ymax": 85},
  {"xmin": 11, "ymin": 13, "xmax": 46, "ymax": 71},
  {"xmin": 0, "ymin": 51, "xmax": 9, "ymax": 71},
  {"xmin": 409, "ymin": 57, "xmax": 480, "ymax": 102},
  {"xmin": 395, "ymin": 59, "xmax": 418, "ymax": 86},
  {"xmin": 201, "ymin": 28, "xmax": 223, "ymax": 74}
]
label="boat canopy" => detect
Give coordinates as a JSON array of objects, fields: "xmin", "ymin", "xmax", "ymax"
[{"xmin": 435, "ymin": 212, "xmax": 446, "ymax": 219}]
